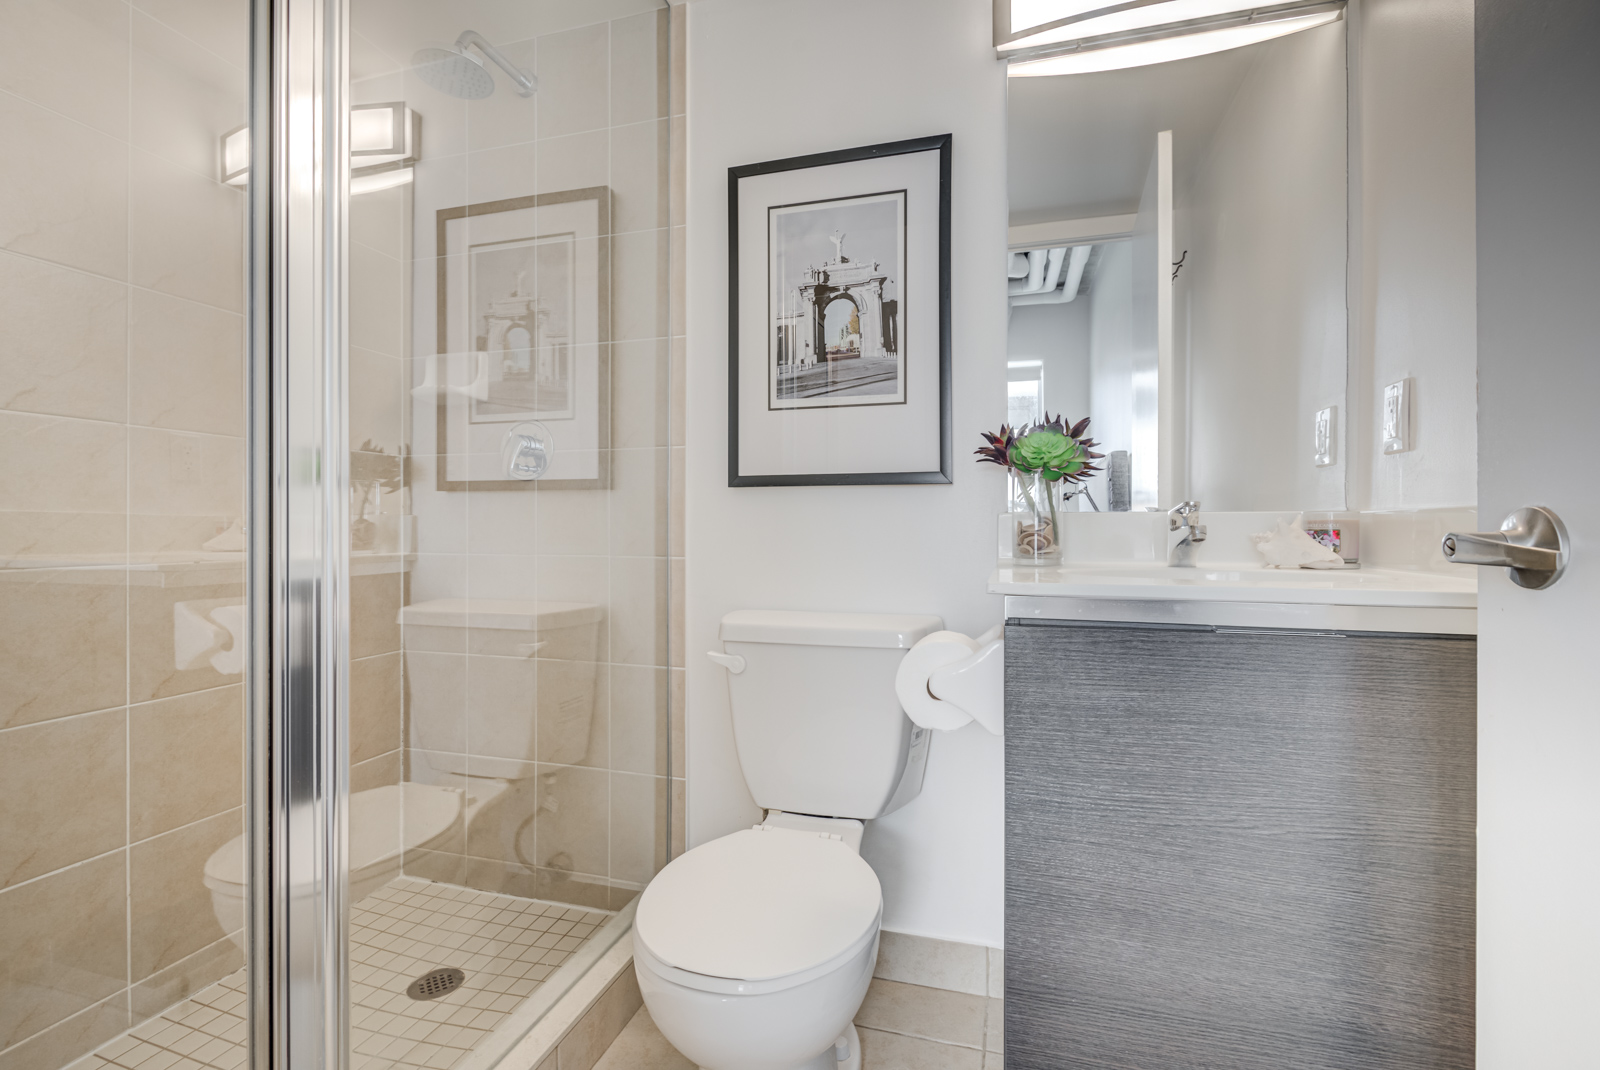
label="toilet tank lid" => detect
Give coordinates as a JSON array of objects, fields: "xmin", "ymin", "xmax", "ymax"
[
  {"xmin": 398, "ymin": 598, "xmax": 602, "ymax": 630},
  {"xmin": 636, "ymin": 827, "xmax": 881, "ymax": 981},
  {"xmin": 720, "ymin": 609, "xmax": 943, "ymax": 649}
]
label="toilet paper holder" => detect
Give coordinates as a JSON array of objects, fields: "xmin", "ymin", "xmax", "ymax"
[{"xmin": 895, "ymin": 625, "xmax": 1004, "ymax": 735}]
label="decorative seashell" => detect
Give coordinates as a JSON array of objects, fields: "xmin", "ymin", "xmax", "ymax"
[{"xmin": 1017, "ymin": 518, "xmax": 1055, "ymax": 553}]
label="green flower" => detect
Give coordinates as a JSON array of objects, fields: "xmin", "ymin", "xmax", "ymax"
[{"xmin": 1010, "ymin": 430, "xmax": 1085, "ymax": 481}]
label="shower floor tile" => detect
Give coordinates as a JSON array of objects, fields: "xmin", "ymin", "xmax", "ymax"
[{"xmin": 74, "ymin": 878, "xmax": 610, "ymax": 1070}]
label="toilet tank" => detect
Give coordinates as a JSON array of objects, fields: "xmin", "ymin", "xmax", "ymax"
[
  {"xmin": 718, "ymin": 610, "xmax": 943, "ymax": 820},
  {"xmin": 400, "ymin": 599, "xmax": 602, "ymax": 773}
]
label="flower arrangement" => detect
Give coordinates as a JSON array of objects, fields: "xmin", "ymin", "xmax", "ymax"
[{"xmin": 977, "ymin": 415, "xmax": 1102, "ymax": 561}]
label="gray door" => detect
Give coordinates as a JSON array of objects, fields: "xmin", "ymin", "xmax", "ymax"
[{"xmin": 1474, "ymin": 1, "xmax": 1600, "ymax": 1064}]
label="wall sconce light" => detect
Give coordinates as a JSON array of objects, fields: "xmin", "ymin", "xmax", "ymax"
[
  {"xmin": 220, "ymin": 102, "xmax": 421, "ymax": 193},
  {"xmin": 995, "ymin": 0, "xmax": 1344, "ymax": 75}
]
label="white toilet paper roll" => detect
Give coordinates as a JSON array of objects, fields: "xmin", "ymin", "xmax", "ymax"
[{"xmin": 895, "ymin": 631, "xmax": 981, "ymax": 731}]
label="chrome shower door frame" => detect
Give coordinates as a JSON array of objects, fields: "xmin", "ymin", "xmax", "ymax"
[{"xmin": 246, "ymin": 0, "xmax": 350, "ymax": 1067}]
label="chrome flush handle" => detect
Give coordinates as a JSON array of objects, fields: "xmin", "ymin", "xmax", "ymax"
[{"xmin": 1442, "ymin": 505, "xmax": 1569, "ymax": 589}]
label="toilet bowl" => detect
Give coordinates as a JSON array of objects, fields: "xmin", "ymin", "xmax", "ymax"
[
  {"xmin": 635, "ymin": 610, "xmax": 942, "ymax": 1070},
  {"xmin": 203, "ymin": 781, "xmax": 463, "ymax": 947},
  {"xmin": 634, "ymin": 820, "xmax": 881, "ymax": 1070}
]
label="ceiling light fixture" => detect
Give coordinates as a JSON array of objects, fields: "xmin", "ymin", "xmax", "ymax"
[
  {"xmin": 221, "ymin": 102, "xmax": 420, "ymax": 193},
  {"xmin": 996, "ymin": 0, "xmax": 1344, "ymax": 75}
]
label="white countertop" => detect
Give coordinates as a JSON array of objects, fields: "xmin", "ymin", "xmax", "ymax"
[{"xmin": 990, "ymin": 563, "xmax": 1477, "ymax": 609}]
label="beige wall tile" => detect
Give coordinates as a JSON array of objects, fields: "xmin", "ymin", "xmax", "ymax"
[
  {"xmin": 349, "ymin": 239, "xmax": 405, "ymax": 358},
  {"xmin": 129, "ymin": 685, "xmax": 242, "ymax": 840},
  {"xmin": 460, "ymin": 37, "xmax": 538, "ymax": 154},
  {"xmin": 611, "ymin": 339, "xmax": 669, "ymax": 449},
  {"xmin": 132, "ymin": 0, "xmax": 249, "ymax": 71},
  {"xmin": 668, "ymin": 668, "xmax": 683, "ymax": 779},
  {"xmin": 608, "ymin": 556, "xmax": 666, "ymax": 668},
  {"xmin": 0, "ymin": 576, "xmax": 127, "ymax": 730},
  {"xmin": 130, "ymin": 11, "xmax": 246, "ymax": 180},
  {"xmin": 855, "ymin": 979, "xmax": 987, "ymax": 1049},
  {"xmin": 464, "ymin": 766, "xmax": 537, "ymax": 869},
  {"xmin": 128, "ymin": 426, "xmax": 244, "ymax": 520},
  {"xmin": 668, "ymin": 115, "xmax": 685, "ymax": 230},
  {"xmin": 668, "ymin": 225, "xmax": 684, "ymax": 337},
  {"xmin": 535, "ymin": 23, "xmax": 608, "ymax": 141},
  {"xmin": 987, "ymin": 948, "xmax": 1003, "ymax": 998},
  {"xmin": 464, "ymin": 485, "xmax": 537, "ymax": 557},
  {"xmin": 128, "ymin": 578, "xmax": 242, "ymax": 703},
  {"xmin": 590, "ymin": 1006, "xmax": 693, "ymax": 1070},
  {"xmin": 608, "ymin": 772, "xmax": 665, "ymax": 886},
  {"xmin": 556, "ymin": 971, "xmax": 642, "ymax": 1070},
  {"xmin": 667, "ymin": 557, "xmax": 682, "ymax": 669},
  {"xmin": 609, "ymin": 448, "xmax": 667, "ymax": 558},
  {"xmin": 608, "ymin": 664, "xmax": 667, "ymax": 776},
  {"xmin": 668, "ymin": 3, "xmax": 684, "ymax": 119},
  {"xmin": 350, "ymin": 570, "xmax": 402, "ymax": 659},
  {"xmin": 406, "ymin": 650, "xmax": 467, "ymax": 755},
  {"xmin": 668, "ymin": 777, "xmax": 683, "ymax": 858},
  {"xmin": 874, "ymin": 932, "xmax": 990, "ymax": 997},
  {"xmin": 610, "ymin": 228, "xmax": 667, "ymax": 343},
  {"xmin": 534, "ymin": 131, "xmax": 607, "ymax": 198},
  {"xmin": 540, "ymin": 656, "xmax": 606, "ymax": 768},
  {"xmin": 0, "ymin": 253, "xmax": 127, "ymax": 422},
  {"xmin": 351, "ymin": 651, "xmax": 402, "ymax": 766},
  {"xmin": 0, "ymin": 0, "xmax": 129, "ymax": 138},
  {"xmin": 349, "ymin": 181, "xmax": 410, "ymax": 261},
  {"xmin": 0, "ymin": 411, "xmax": 126, "ymax": 515},
  {"xmin": 531, "ymin": 488, "xmax": 605, "ymax": 557},
  {"xmin": 128, "ymin": 933, "xmax": 241, "ymax": 1022},
  {"xmin": 534, "ymin": 763, "xmax": 607, "ymax": 877},
  {"xmin": 0, "ymin": 851, "xmax": 128, "ymax": 1049},
  {"xmin": 0, "ymin": 93, "xmax": 129, "ymax": 278},
  {"xmin": 349, "ymin": 348, "xmax": 405, "ymax": 457},
  {"xmin": 129, "ymin": 149, "xmax": 242, "ymax": 312},
  {"xmin": 351, "ymin": 748, "xmax": 401, "ymax": 794},
  {"xmin": 465, "ymin": 652, "xmax": 537, "ymax": 765},
  {"xmin": 610, "ymin": 120, "xmax": 667, "ymax": 237},
  {"xmin": 0, "ymin": 512, "xmax": 125, "ymax": 560},
  {"xmin": 129, "ymin": 807, "xmax": 239, "ymax": 982},
  {"xmin": 0, "ymin": 708, "xmax": 126, "ymax": 888},
  {"xmin": 667, "ymin": 447, "xmax": 683, "ymax": 558},
  {"xmin": 857, "ymin": 1027, "xmax": 984, "ymax": 1070},
  {"xmin": 984, "ymin": 997, "xmax": 1002, "ymax": 1053},
  {"xmin": 129, "ymin": 289, "xmax": 243, "ymax": 436},
  {"xmin": 0, "ymin": 991, "xmax": 128, "ymax": 1070},
  {"xmin": 609, "ymin": 9, "xmax": 668, "ymax": 128},
  {"xmin": 668, "ymin": 336, "xmax": 684, "ymax": 447}
]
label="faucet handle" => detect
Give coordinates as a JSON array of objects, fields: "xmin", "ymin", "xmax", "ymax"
[{"xmin": 1167, "ymin": 500, "xmax": 1201, "ymax": 530}]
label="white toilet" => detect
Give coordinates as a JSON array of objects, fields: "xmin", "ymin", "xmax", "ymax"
[{"xmin": 634, "ymin": 609, "xmax": 942, "ymax": 1070}]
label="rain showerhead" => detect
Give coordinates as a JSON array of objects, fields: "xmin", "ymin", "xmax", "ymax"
[{"xmin": 412, "ymin": 30, "xmax": 536, "ymax": 100}]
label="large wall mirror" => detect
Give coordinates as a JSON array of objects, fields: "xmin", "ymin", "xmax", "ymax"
[{"xmin": 1005, "ymin": 12, "xmax": 1348, "ymax": 512}]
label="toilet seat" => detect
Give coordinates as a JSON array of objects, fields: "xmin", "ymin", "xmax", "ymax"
[{"xmin": 635, "ymin": 827, "xmax": 881, "ymax": 987}]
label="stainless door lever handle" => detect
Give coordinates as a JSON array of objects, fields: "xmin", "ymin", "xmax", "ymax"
[{"xmin": 1442, "ymin": 505, "xmax": 1568, "ymax": 589}]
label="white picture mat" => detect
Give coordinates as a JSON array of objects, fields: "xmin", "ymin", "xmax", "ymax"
[
  {"xmin": 737, "ymin": 150, "xmax": 942, "ymax": 478},
  {"xmin": 441, "ymin": 197, "xmax": 603, "ymax": 484}
]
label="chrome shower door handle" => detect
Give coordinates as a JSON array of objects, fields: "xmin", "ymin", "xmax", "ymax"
[{"xmin": 1442, "ymin": 505, "xmax": 1569, "ymax": 589}]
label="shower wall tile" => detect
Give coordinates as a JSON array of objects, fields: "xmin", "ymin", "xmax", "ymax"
[
  {"xmin": 609, "ymin": 772, "xmax": 666, "ymax": 887},
  {"xmin": 349, "ymin": 347, "xmax": 406, "ymax": 455},
  {"xmin": 130, "ymin": 11, "xmax": 246, "ymax": 180},
  {"xmin": 351, "ymin": 651, "xmax": 403, "ymax": 766},
  {"xmin": 608, "ymin": 556, "xmax": 666, "ymax": 667},
  {"xmin": 535, "ymin": 23, "xmax": 609, "ymax": 140},
  {"xmin": 350, "ymin": 570, "xmax": 404, "ymax": 660},
  {"xmin": 350, "ymin": 181, "xmax": 411, "ymax": 261},
  {"xmin": 538, "ymin": 657, "xmax": 607, "ymax": 768},
  {"xmin": 608, "ymin": 664, "xmax": 667, "ymax": 777},
  {"xmin": 0, "ymin": 411, "xmax": 127, "ymax": 515},
  {"xmin": 0, "ymin": 991, "xmax": 129, "ymax": 1070},
  {"xmin": 129, "ymin": 685, "xmax": 242, "ymax": 841},
  {"xmin": 609, "ymin": 119, "xmax": 667, "ymax": 236},
  {"xmin": 0, "ymin": 512, "xmax": 125, "ymax": 560},
  {"xmin": 534, "ymin": 130, "xmax": 607, "ymax": 199},
  {"xmin": 530, "ymin": 487, "xmax": 607, "ymax": 557},
  {"xmin": 0, "ymin": 708, "xmax": 127, "ymax": 889},
  {"xmin": 0, "ymin": 0, "xmax": 130, "ymax": 138},
  {"xmin": 349, "ymin": 239, "xmax": 407, "ymax": 357},
  {"xmin": 609, "ymin": 448, "xmax": 668, "ymax": 558},
  {"xmin": 351, "ymin": 748, "xmax": 402, "ymax": 794},
  {"xmin": 464, "ymin": 485, "xmax": 538, "ymax": 556},
  {"xmin": 668, "ymin": 446, "xmax": 684, "ymax": 557},
  {"xmin": 0, "ymin": 253, "xmax": 128, "ymax": 423},
  {"xmin": 127, "ymin": 427, "xmax": 244, "ymax": 520},
  {"xmin": 128, "ymin": 149, "xmax": 243, "ymax": 312},
  {"xmin": 0, "ymin": 851, "xmax": 128, "ymax": 1050},
  {"xmin": 533, "ymin": 763, "xmax": 608, "ymax": 878},
  {"xmin": 0, "ymin": 576, "xmax": 128, "ymax": 730},
  {"xmin": 610, "ymin": 226, "xmax": 667, "ymax": 342},
  {"xmin": 611, "ymin": 340, "xmax": 670, "ymax": 449},
  {"xmin": 129, "ymin": 290, "xmax": 244, "ymax": 436},
  {"xmin": 461, "ymin": 36, "xmax": 538, "ymax": 153},
  {"xmin": 132, "ymin": 0, "xmax": 249, "ymax": 70},
  {"xmin": 669, "ymin": 668, "xmax": 684, "ymax": 779},
  {"xmin": 406, "ymin": 651, "xmax": 469, "ymax": 755},
  {"xmin": 465, "ymin": 652, "xmax": 537, "ymax": 763},
  {"xmin": 127, "ymin": 932, "xmax": 241, "ymax": 1022},
  {"xmin": 610, "ymin": 9, "xmax": 669, "ymax": 128},
  {"xmin": 0, "ymin": 93, "xmax": 129, "ymax": 279},
  {"xmin": 128, "ymin": 807, "xmax": 239, "ymax": 983},
  {"xmin": 127, "ymin": 577, "xmax": 243, "ymax": 704}
]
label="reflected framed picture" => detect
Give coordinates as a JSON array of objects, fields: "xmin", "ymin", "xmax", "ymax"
[
  {"xmin": 729, "ymin": 135, "xmax": 951, "ymax": 486},
  {"xmin": 436, "ymin": 187, "xmax": 610, "ymax": 490}
]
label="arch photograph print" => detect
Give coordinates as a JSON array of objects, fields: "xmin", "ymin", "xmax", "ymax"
[{"xmin": 729, "ymin": 135, "xmax": 951, "ymax": 487}]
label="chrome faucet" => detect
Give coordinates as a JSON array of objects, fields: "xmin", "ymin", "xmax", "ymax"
[{"xmin": 1167, "ymin": 501, "xmax": 1207, "ymax": 567}]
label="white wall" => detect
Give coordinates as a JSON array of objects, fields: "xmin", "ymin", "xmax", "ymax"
[
  {"xmin": 684, "ymin": 0, "xmax": 1009, "ymax": 945},
  {"xmin": 1351, "ymin": 0, "xmax": 1477, "ymax": 511},
  {"xmin": 1181, "ymin": 21, "xmax": 1348, "ymax": 511}
]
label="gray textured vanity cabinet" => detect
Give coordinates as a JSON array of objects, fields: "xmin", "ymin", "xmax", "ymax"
[{"xmin": 1004, "ymin": 619, "xmax": 1475, "ymax": 1070}]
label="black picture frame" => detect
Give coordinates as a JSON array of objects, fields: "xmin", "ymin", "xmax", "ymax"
[{"xmin": 728, "ymin": 134, "xmax": 952, "ymax": 487}]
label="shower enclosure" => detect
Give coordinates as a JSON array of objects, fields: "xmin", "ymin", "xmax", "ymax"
[{"xmin": 0, "ymin": 1, "xmax": 681, "ymax": 1069}]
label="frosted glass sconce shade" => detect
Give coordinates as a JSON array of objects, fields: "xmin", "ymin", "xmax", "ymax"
[
  {"xmin": 995, "ymin": 0, "xmax": 1343, "ymax": 74},
  {"xmin": 220, "ymin": 103, "xmax": 419, "ymax": 191}
]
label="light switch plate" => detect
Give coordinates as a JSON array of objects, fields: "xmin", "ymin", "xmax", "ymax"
[
  {"xmin": 1313, "ymin": 406, "xmax": 1336, "ymax": 467},
  {"xmin": 1382, "ymin": 378, "xmax": 1413, "ymax": 454}
]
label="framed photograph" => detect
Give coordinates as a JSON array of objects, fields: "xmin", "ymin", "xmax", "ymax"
[
  {"xmin": 436, "ymin": 187, "xmax": 610, "ymax": 490},
  {"xmin": 729, "ymin": 135, "xmax": 951, "ymax": 486}
]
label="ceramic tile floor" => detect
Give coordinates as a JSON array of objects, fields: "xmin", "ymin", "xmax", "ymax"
[
  {"xmin": 72, "ymin": 878, "xmax": 609, "ymax": 1070},
  {"xmin": 592, "ymin": 979, "xmax": 1003, "ymax": 1070}
]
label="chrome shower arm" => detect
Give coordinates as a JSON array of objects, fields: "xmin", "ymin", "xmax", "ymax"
[{"xmin": 456, "ymin": 30, "xmax": 537, "ymax": 97}]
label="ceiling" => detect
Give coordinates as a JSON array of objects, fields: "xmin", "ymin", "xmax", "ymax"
[{"xmin": 1005, "ymin": 43, "xmax": 1261, "ymax": 226}]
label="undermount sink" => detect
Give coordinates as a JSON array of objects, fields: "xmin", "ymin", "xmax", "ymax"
[{"xmin": 990, "ymin": 562, "xmax": 1476, "ymax": 608}]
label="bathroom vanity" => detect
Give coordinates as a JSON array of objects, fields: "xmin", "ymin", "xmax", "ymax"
[{"xmin": 997, "ymin": 562, "xmax": 1476, "ymax": 1070}]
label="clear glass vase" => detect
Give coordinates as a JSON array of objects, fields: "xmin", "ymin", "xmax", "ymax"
[{"xmin": 1002, "ymin": 469, "xmax": 1064, "ymax": 566}]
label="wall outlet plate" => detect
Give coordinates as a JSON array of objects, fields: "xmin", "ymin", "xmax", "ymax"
[
  {"xmin": 1382, "ymin": 378, "xmax": 1413, "ymax": 454},
  {"xmin": 1313, "ymin": 406, "xmax": 1336, "ymax": 467}
]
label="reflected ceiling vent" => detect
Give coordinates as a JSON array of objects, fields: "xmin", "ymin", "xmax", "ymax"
[{"xmin": 413, "ymin": 30, "xmax": 537, "ymax": 100}]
